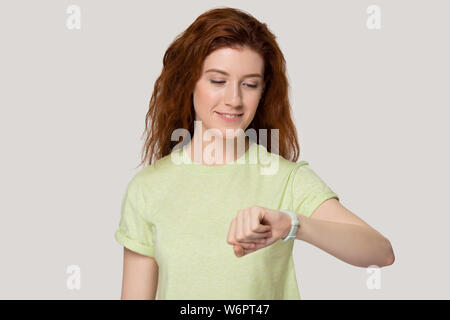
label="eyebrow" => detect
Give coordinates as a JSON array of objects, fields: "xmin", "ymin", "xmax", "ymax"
[{"xmin": 205, "ymin": 68, "xmax": 263, "ymax": 78}]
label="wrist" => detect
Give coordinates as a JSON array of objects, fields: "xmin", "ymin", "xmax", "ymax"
[
  {"xmin": 281, "ymin": 212, "xmax": 291, "ymax": 239},
  {"xmin": 279, "ymin": 210, "xmax": 299, "ymax": 241},
  {"xmin": 295, "ymin": 213, "xmax": 306, "ymax": 240}
]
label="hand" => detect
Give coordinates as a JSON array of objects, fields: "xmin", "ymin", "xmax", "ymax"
[{"xmin": 226, "ymin": 206, "xmax": 292, "ymax": 257}]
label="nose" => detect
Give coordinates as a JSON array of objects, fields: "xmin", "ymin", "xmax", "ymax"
[{"xmin": 224, "ymin": 81, "xmax": 242, "ymax": 108}]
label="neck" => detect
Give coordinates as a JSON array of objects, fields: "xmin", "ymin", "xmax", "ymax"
[{"xmin": 186, "ymin": 134, "xmax": 250, "ymax": 166}]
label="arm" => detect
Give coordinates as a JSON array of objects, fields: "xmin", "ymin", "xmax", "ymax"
[
  {"xmin": 284, "ymin": 199, "xmax": 395, "ymax": 268},
  {"xmin": 120, "ymin": 247, "xmax": 159, "ymax": 299}
]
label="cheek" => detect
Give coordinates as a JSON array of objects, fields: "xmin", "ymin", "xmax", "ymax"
[
  {"xmin": 193, "ymin": 83, "xmax": 220, "ymax": 113},
  {"xmin": 243, "ymin": 95, "xmax": 260, "ymax": 114}
]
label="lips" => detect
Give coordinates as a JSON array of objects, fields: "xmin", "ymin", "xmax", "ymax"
[
  {"xmin": 215, "ymin": 111, "xmax": 243, "ymax": 116},
  {"xmin": 215, "ymin": 111, "xmax": 243, "ymax": 122}
]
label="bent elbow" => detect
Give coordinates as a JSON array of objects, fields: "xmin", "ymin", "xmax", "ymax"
[
  {"xmin": 384, "ymin": 239, "xmax": 395, "ymax": 266},
  {"xmin": 385, "ymin": 253, "xmax": 395, "ymax": 266}
]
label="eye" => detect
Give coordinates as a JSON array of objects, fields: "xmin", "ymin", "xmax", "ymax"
[{"xmin": 210, "ymin": 80, "xmax": 258, "ymax": 89}]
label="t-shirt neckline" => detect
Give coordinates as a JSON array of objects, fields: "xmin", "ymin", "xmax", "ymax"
[{"xmin": 178, "ymin": 140, "xmax": 258, "ymax": 174}]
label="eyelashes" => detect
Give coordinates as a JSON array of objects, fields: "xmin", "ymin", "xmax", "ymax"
[{"xmin": 210, "ymin": 80, "xmax": 258, "ymax": 89}]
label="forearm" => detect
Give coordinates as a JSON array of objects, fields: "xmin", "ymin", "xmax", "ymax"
[{"xmin": 295, "ymin": 214, "xmax": 394, "ymax": 268}]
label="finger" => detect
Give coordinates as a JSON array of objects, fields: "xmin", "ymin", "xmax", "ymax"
[
  {"xmin": 234, "ymin": 244, "xmax": 257, "ymax": 256},
  {"xmin": 253, "ymin": 231, "xmax": 272, "ymax": 243},
  {"xmin": 238, "ymin": 210, "xmax": 269, "ymax": 243},
  {"xmin": 245, "ymin": 211, "xmax": 251, "ymax": 239},
  {"xmin": 231, "ymin": 227, "xmax": 271, "ymax": 245},
  {"xmin": 229, "ymin": 217, "xmax": 255, "ymax": 249},
  {"xmin": 237, "ymin": 241, "xmax": 257, "ymax": 250},
  {"xmin": 237, "ymin": 211, "xmax": 252, "ymax": 243},
  {"xmin": 231, "ymin": 237, "xmax": 256, "ymax": 249},
  {"xmin": 252, "ymin": 241, "xmax": 268, "ymax": 250},
  {"xmin": 227, "ymin": 218, "xmax": 236, "ymax": 245},
  {"xmin": 235, "ymin": 241, "xmax": 267, "ymax": 257},
  {"xmin": 234, "ymin": 244, "xmax": 245, "ymax": 256},
  {"xmin": 251, "ymin": 230, "xmax": 272, "ymax": 240}
]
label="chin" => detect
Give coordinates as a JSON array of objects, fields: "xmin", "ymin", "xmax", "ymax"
[{"xmin": 223, "ymin": 128, "xmax": 248, "ymax": 140}]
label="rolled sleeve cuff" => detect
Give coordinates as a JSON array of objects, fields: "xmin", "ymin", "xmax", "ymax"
[
  {"xmin": 300, "ymin": 192, "xmax": 339, "ymax": 218},
  {"xmin": 114, "ymin": 229, "xmax": 155, "ymax": 258}
]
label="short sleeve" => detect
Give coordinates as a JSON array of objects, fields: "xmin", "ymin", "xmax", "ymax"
[
  {"xmin": 114, "ymin": 174, "xmax": 155, "ymax": 257},
  {"xmin": 291, "ymin": 162, "xmax": 340, "ymax": 218}
]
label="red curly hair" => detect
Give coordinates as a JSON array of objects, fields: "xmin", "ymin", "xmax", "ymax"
[{"xmin": 138, "ymin": 6, "xmax": 300, "ymax": 168}]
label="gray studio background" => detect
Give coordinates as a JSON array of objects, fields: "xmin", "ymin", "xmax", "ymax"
[{"xmin": 0, "ymin": 0, "xmax": 448, "ymax": 299}]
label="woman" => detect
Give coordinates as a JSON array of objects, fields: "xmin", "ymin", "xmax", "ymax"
[{"xmin": 114, "ymin": 7, "xmax": 395, "ymax": 300}]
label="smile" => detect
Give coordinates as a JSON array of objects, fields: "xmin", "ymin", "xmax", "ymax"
[{"xmin": 215, "ymin": 111, "xmax": 243, "ymax": 122}]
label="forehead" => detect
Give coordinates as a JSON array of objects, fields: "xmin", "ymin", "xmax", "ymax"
[{"xmin": 202, "ymin": 47, "xmax": 264, "ymax": 76}]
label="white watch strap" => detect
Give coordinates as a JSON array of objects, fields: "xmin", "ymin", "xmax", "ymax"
[{"xmin": 280, "ymin": 210, "xmax": 299, "ymax": 241}]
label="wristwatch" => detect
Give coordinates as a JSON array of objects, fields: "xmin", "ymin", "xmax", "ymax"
[{"xmin": 280, "ymin": 210, "xmax": 299, "ymax": 241}]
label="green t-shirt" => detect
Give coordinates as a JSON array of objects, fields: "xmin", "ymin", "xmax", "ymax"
[{"xmin": 114, "ymin": 141, "xmax": 339, "ymax": 299}]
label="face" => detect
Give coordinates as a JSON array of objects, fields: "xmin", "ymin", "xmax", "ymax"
[{"xmin": 192, "ymin": 46, "xmax": 265, "ymax": 141}]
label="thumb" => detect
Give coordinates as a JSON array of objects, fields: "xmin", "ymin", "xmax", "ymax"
[{"xmin": 261, "ymin": 208, "xmax": 283, "ymax": 227}]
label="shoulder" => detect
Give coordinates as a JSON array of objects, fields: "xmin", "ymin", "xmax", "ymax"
[
  {"xmin": 290, "ymin": 161, "xmax": 330, "ymax": 187},
  {"xmin": 256, "ymin": 143, "xmax": 309, "ymax": 177},
  {"xmin": 128, "ymin": 151, "xmax": 180, "ymax": 191}
]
